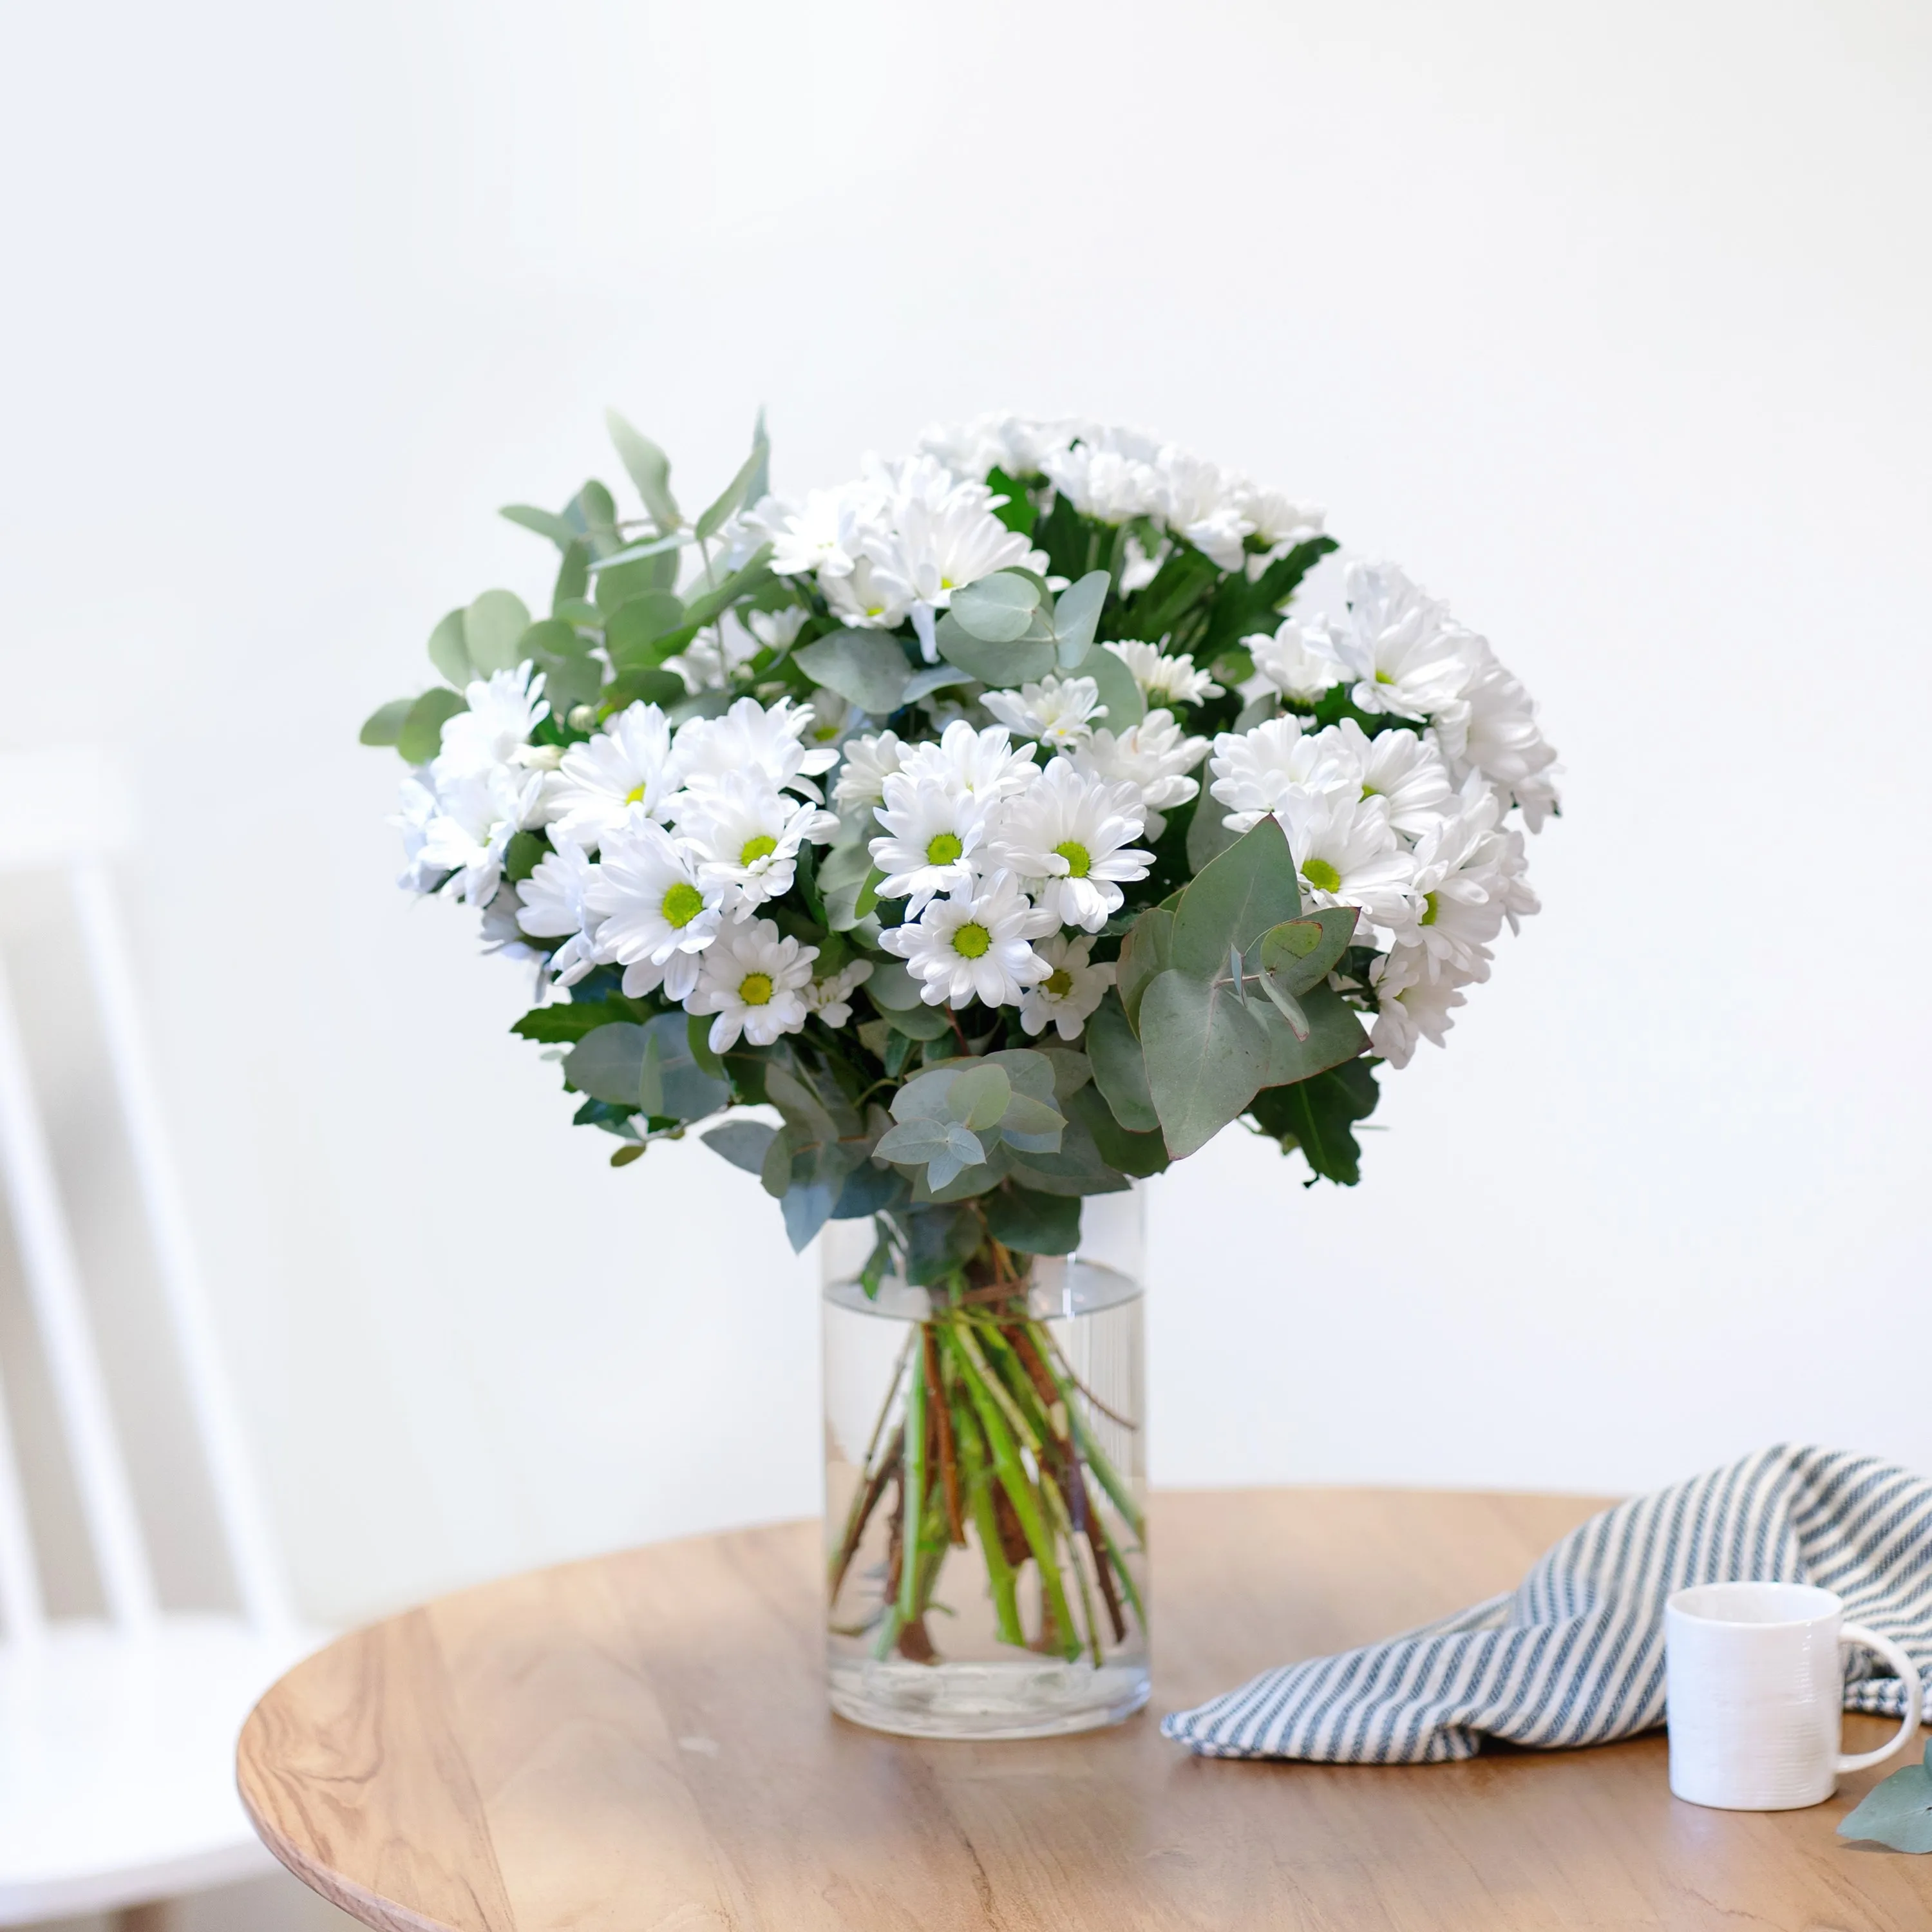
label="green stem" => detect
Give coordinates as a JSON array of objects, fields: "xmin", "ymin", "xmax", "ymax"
[
  {"xmin": 956, "ymin": 1390, "xmax": 1023, "ymax": 1645},
  {"xmin": 896, "ymin": 1329, "xmax": 928, "ymax": 1633}
]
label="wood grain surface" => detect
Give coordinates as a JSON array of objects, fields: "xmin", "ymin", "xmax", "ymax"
[{"xmin": 238, "ymin": 1489, "xmax": 1932, "ymax": 1931}]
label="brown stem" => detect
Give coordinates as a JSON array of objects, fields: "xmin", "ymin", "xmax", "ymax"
[
  {"xmin": 990, "ymin": 1477, "xmax": 1032, "ymax": 1567},
  {"xmin": 882, "ymin": 1461, "xmax": 906, "ymax": 1607},
  {"xmin": 924, "ymin": 1325, "xmax": 966, "ymax": 1546},
  {"xmin": 829, "ymin": 1422, "xmax": 903, "ymax": 1602}
]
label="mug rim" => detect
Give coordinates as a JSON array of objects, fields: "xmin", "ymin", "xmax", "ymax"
[{"xmin": 1666, "ymin": 1580, "xmax": 1842, "ymax": 1629}]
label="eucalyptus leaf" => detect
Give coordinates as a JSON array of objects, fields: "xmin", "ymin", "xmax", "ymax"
[
  {"xmin": 886, "ymin": 1003, "xmax": 952, "ymax": 1041},
  {"xmin": 1139, "ymin": 968, "xmax": 1271, "ymax": 1158},
  {"xmin": 682, "ymin": 553, "xmax": 775, "ymax": 630},
  {"xmin": 358, "ymin": 697, "xmax": 413, "ymax": 748},
  {"xmin": 992, "ymin": 1092, "xmax": 1066, "ymax": 1153},
  {"xmin": 949, "ymin": 571, "xmax": 1041, "ymax": 642},
  {"xmin": 702, "ymin": 1119, "xmax": 778, "ymax": 1175},
  {"xmin": 1839, "ymin": 1741, "xmax": 1932, "ymax": 1852},
  {"xmin": 604, "ymin": 591, "xmax": 688, "ymax": 666},
  {"xmin": 553, "ymin": 540, "xmax": 590, "ymax": 612},
  {"xmin": 397, "ymin": 687, "xmax": 466, "ymax": 765},
  {"xmin": 605, "ymin": 408, "xmax": 681, "ymax": 532},
  {"xmin": 830, "ymin": 1162, "xmax": 907, "ymax": 1220},
  {"xmin": 1067, "ymin": 1081, "xmax": 1170, "ymax": 1179},
  {"xmin": 1185, "ymin": 793, "xmax": 1242, "ymax": 872},
  {"xmin": 426, "ymin": 608, "xmax": 471, "ymax": 688},
  {"xmin": 1258, "ymin": 906, "xmax": 1359, "ymax": 998},
  {"xmin": 794, "ymin": 630, "xmax": 913, "ymax": 717},
  {"xmin": 867, "ymin": 959, "xmax": 925, "ymax": 1011},
  {"xmin": 1051, "ymin": 570, "xmax": 1110, "ymax": 668},
  {"xmin": 891, "ymin": 1066, "xmax": 960, "ymax": 1122},
  {"xmin": 499, "ymin": 504, "xmax": 577, "ymax": 548},
  {"xmin": 694, "ymin": 432, "xmax": 768, "ymax": 542},
  {"xmin": 1003, "ymin": 1112, "xmax": 1131, "ymax": 1197},
  {"xmin": 1258, "ymin": 984, "xmax": 1370, "ymax": 1088},
  {"xmin": 463, "ymin": 590, "xmax": 532, "ymax": 676},
  {"xmin": 564, "ymin": 1023, "xmax": 660, "ymax": 1112},
  {"xmin": 1115, "ymin": 904, "xmax": 1174, "ymax": 1033},
  {"xmin": 934, "ymin": 607, "xmax": 1056, "ymax": 688},
  {"xmin": 983, "ymin": 1184, "xmax": 1081, "ymax": 1255},
  {"xmin": 1085, "ymin": 992, "xmax": 1159, "ymax": 1133},
  {"xmin": 945, "ymin": 1063, "xmax": 1012, "ymax": 1132},
  {"xmin": 902, "ymin": 665, "xmax": 972, "ymax": 703},
  {"xmin": 563, "ymin": 480, "xmax": 623, "ymax": 558},
  {"xmin": 1073, "ymin": 639, "xmax": 1146, "ymax": 731},
  {"xmin": 781, "ymin": 1179, "xmax": 838, "ymax": 1252},
  {"xmin": 1170, "ymin": 817, "xmax": 1305, "ymax": 980}
]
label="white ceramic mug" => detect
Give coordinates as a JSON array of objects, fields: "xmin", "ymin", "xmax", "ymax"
[{"xmin": 1665, "ymin": 1580, "xmax": 1923, "ymax": 1810}]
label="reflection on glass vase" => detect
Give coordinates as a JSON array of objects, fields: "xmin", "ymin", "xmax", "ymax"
[{"xmin": 821, "ymin": 1191, "xmax": 1148, "ymax": 1740}]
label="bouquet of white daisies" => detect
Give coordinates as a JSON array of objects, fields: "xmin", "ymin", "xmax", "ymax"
[{"xmin": 365, "ymin": 410, "xmax": 1555, "ymax": 1667}]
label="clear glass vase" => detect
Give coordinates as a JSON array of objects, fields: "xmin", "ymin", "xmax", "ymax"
[{"xmin": 820, "ymin": 1191, "xmax": 1148, "ymax": 1739}]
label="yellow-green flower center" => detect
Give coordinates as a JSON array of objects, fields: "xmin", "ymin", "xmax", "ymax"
[
  {"xmin": 1044, "ymin": 967, "xmax": 1075, "ymax": 998},
  {"xmin": 951, "ymin": 922, "xmax": 992, "ymax": 960},
  {"xmin": 1054, "ymin": 839, "xmax": 1093, "ymax": 878},
  {"xmin": 1302, "ymin": 857, "xmax": 1342, "ymax": 894},
  {"xmin": 1420, "ymin": 891, "xmax": 1440, "ymax": 927},
  {"xmin": 624, "ymin": 782, "xmax": 648, "ymax": 805},
  {"xmin": 739, "ymin": 833, "xmax": 778, "ymax": 866},
  {"xmin": 1374, "ymin": 670, "xmax": 1396, "ymax": 685},
  {"xmin": 661, "ymin": 881, "xmax": 706, "ymax": 929},
  {"xmin": 1359, "ymin": 783, "xmax": 1379, "ymax": 801},
  {"xmin": 926, "ymin": 831, "xmax": 964, "ymax": 866},
  {"xmin": 738, "ymin": 971, "xmax": 775, "ymax": 1007}
]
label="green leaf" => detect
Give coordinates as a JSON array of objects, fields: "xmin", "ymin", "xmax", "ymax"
[
  {"xmin": 1001, "ymin": 1111, "xmax": 1130, "ymax": 1197},
  {"xmin": 603, "ymin": 667, "xmax": 687, "ymax": 714},
  {"xmin": 694, "ymin": 430, "xmax": 768, "ymax": 542},
  {"xmin": 1051, "ymin": 571, "xmax": 1110, "ymax": 668},
  {"xmin": 867, "ymin": 959, "xmax": 924, "ymax": 1011},
  {"xmin": 1258, "ymin": 906, "xmax": 1359, "ymax": 999},
  {"xmin": 504, "ymin": 830, "xmax": 545, "ymax": 883},
  {"xmin": 995, "ymin": 1092, "xmax": 1068, "ymax": 1154},
  {"xmin": 831, "ymin": 1163, "xmax": 907, "ymax": 1220},
  {"xmin": 397, "ymin": 687, "xmax": 466, "ymax": 765},
  {"xmin": 565, "ymin": 1015, "xmax": 728, "ymax": 1120},
  {"xmin": 1139, "ymin": 969, "xmax": 1271, "ymax": 1158},
  {"xmin": 984, "ymin": 466, "xmax": 1037, "ymax": 536},
  {"xmin": 945, "ymin": 1063, "xmax": 1012, "ymax": 1132},
  {"xmin": 500, "ymin": 504, "xmax": 578, "ymax": 548},
  {"xmin": 876, "ymin": 1117, "xmax": 985, "ymax": 1188},
  {"xmin": 886, "ymin": 1003, "xmax": 952, "ymax": 1041},
  {"xmin": 1185, "ymin": 793, "xmax": 1241, "ymax": 873},
  {"xmin": 1067, "ymin": 1081, "xmax": 1170, "ymax": 1179},
  {"xmin": 904, "ymin": 1204, "xmax": 983, "ymax": 1285},
  {"xmin": 1170, "ymin": 817, "xmax": 1304, "ymax": 980},
  {"xmin": 759, "ymin": 1124, "xmax": 795, "ymax": 1198},
  {"xmin": 553, "ymin": 539, "xmax": 591, "ymax": 612},
  {"xmin": 1839, "ymin": 1743, "xmax": 1932, "ymax": 1852},
  {"xmin": 463, "ymin": 590, "xmax": 533, "ymax": 676},
  {"xmin": 604, "ymin": 591, "xmax": 688, "ymax": 666},
  {"xmin": 1121, "ymin": 543, "xmax": 1220, "ymax": 640},
  {"xmin": 426, "ymin": 609, "xmax": 471, "ymax": 687},
  {"xmin": 610, "ymin": 1143, "xmax": 647, "ymax": 1168},
  {"xmin": 1084, "ymin": 992, "xmax": 1159, "ymax": 1133},
  {"xmin": 563, "ymin": 480, "xmax": 623, "ymax": 558},
  {"xmin": 701, "ymin": 1119, "xmax": 777, "ymax": 1175},
  {"xmin": 1258, "ymin": 984, "xmax": 1370, "ymax": 1088},
  {"xmin": 1115, "ymin": 905, "xmax": 1173, "ymax": 1033},
  {"xmin": 950, "ymin": 571, "xmax": 1041, "ymax": 642},
  {"xmin": 793, "ymin": 630, "xmax": 913, "ymax": 717},
  {"xmin": 934, "ymin": 608, "xmax": 1056, "ymax": 688},
  {"xmin": 1249, "ymin": 1060, "xmax": 1380, "ymax": 1186},
  {"xmin": 922, "ymin": 1048, "xmax": 1058, "ymax": 1108},
  {"xmin": 510, "ymin": 1001, "xmax": 638, "ymax": 1044},
  {"xmin": 359, "ymin": 696, "xmax": 414, "ymax": 748},
  {"xmin": 892, "ymin": 1066, "xmax": 961, "ymax": 1123},
  {"xmin": 1074, "ymin": 640, "xmax": 1146, "ymax": 732},
  {"xmin": 687, "ymin": 1013, "xmax": 724, "ymax": 1079},
  {"xmin": 983, "ymin": 1184, "xmax": 1080, "ymax": 1255},
  {"xmin": 681, "ymin": 554, "xmax": 775, "ymax": 631},
  {"xmin": 605, "ymin": 408, "xmax": 681, "ymax": 532}
]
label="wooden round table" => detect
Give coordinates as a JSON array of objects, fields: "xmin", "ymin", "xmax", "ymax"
[{"xmin": 237, "ymin": 1490, "xmax": 1932, "ymax": 1931}]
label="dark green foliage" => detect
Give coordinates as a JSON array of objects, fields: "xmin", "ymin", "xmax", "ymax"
[
  {"xmin": 983, "ymin": 1183, "xmax": 1081, "ymax": 1254},
  {"xmin": 1248, "ymin": 1061, "xmax": 1381, "ymax": 1186}
]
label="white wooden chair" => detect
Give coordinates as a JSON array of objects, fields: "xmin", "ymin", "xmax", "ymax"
[{"xmin": 0, "ymin": 750, "xmax": 322, "ymax": 1929}]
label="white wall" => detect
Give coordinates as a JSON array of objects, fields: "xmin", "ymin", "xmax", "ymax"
[{"xmin": 4, "ymin": 0, "xmax": 1929, "ymax": 1676}]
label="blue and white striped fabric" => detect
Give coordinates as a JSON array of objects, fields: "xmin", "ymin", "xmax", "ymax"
[{"xmin": 1162, "ymin": 1444, "xmax": 1932, "ymax": 1762}]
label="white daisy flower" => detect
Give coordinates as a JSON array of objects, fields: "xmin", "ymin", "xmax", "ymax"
[
  {"xmin": 433, "ymin": 663, "xmax": 550, "ymax": 781},
  {"xmin": 1401, "ymin": 784, "xmax": 1508, "ymax": 978},
  {"xmin": 988, "ymin": 759, "xmax": 1150, "ymax": 934},
  {"xmin": 1231, "ymin": 483, "xmax": 1325, "ymax": 554},
  {"xmin": 869, "ymin": 773, "xmax": 995, "ymax": 914},
  {"xmin": 1119, "ymin": 531, "xmax": 1166, "ymax": 593},
  {"xmin": 513, "ymin": 838, "xmax": 602, "ymax": 985},
  {"xmin": 745, "ymin": 478, "xmax": 887, "ymax": 582},
  {"xmin": 746, "ymin": 605, "xmax": 808, "ymax": 651},
  {"xmin": 880, "ymin": 869, "xmax": 1055, "ymax": 1011},
  {"xmin": 1208, "ymin": 715, "xmax": 1349, "ymax": 835},
  {"xmin": 393, "ymin": 773, "xmax": 444, "ymax": 894},
  {"xmin": 1320, "ymin": 719, "xmax": 1455, "ymax": 839},
  {"xmin": 1154, "ymin": 448, "xmax": 1252, "ymax": 569},
  {"xmin": 1369, "ymin": 944, "xmax": 1473, "ymax": 1069},
  {"xmin": 820, "ymin": 554, "xmax": 916, "ymax": 635},
  {"xmin": 1249, "ymin": 618, "xmax": 1343, "ymax": 703},
  {"xmin": 583, "ymin": 817, "xmax": 724, "ymax": 1004},
  {"xmin": 1066, "ymin": 707, "xmax": 1210, "ymax": 833},
  {"xmin": 916, "ymin": 413, "xmax": 1081, "ymax": 481},
  {"xmin": 832, "ymin": 730, "xmax": 908, "ymax": 810},
  {"xmin": 687, "ymin": 916, "xmax": 818, "ymax": 1053},
  {"xmin": 1103, "ymin": 639, "xmax": 1222, "ymax": 707},
  {"xmin": 1041, "ymin": 440, "xmax": 1166, "ymax": 526},
  {"xmin": 669, "ymin": 696, "xmax": 841, "ymax": 802},
  {"xmin": 1317, "ymin": 561, "xmax": 1482, "ymax": 746},
  {"xmin": 1274, "ymin": 786, "xmax": 1418, "ymax": 933},
  {"xmin": 1016, "ymin": 933, "xmax": 1115, "ymax": 1042},
  {"xmin": 897, "ymin": 719, "xmax": 1038, "ymax": 804},
  {"xmin": 676, "ymin": 772, "xmax": 839, "ymax": 919},
  {"xmin": 415, "ymin": 763, "xmax": 548, "ymax": 907},
  {"xmin": 1455, "ymin": 647, "xmax": 1561, "ymax": 829},
  {"xmin": 802, "ymin": 957, "xmax": 875, "ymax": 1030},
  {"xmin": 543, "ymin": 701, "xmax": 675, "ymax": 848},
  {"xmin": 980, "ymin": 674, "xmax": 1106, "ymax": 749}
]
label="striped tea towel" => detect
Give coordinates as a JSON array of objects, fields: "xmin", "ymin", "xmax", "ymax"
[{"xmin": 1162, "ymin": 1443, "xmax": 1932, "ymax": 1761}]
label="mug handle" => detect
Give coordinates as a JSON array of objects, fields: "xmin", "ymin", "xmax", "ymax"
[{"xmin": 1837, "ymin": 1624, "xmax": 1925, "ymax": 1775}]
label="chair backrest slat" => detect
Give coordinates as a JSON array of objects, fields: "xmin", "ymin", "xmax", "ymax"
[
  {"xmin": 0, "ymin": 1367, "xmax": 46, "ymax": 1645},
  {"xmin": 68, "ymin": 860, "xmax": 292, "ymax": 1633},
  {"xmin": 0, "ymin": 945, "xmax": 157, "ymax": 1634}
]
